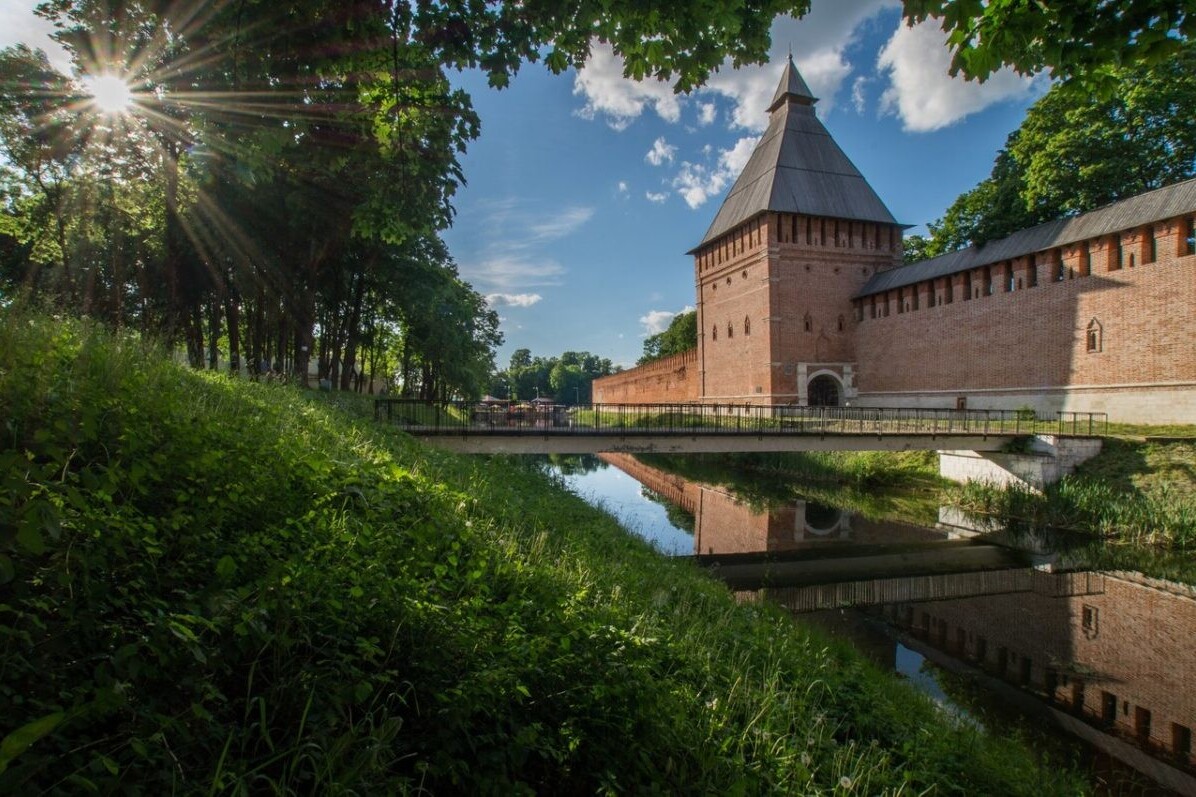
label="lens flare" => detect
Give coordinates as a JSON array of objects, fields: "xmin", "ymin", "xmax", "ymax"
[{"xmin": 83, "ymin": 74, "xmax": 133, "ymax": 114}]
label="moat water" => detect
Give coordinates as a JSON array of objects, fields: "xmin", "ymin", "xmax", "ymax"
[{"xmin": 548, "ymin": 453, "xmax": 1196, "ymax": 796}]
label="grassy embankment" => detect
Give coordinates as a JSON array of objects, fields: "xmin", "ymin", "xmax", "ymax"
[
  {"xmin": 0, "ymin": 312, "xmax": 1083, "ymax": 794},
  {"xmin": 951, "ymin": 436, "xmax": 1196, "ymax": 549}
]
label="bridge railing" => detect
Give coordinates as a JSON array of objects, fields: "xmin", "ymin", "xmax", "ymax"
[{"xmin": 373, "ymin": 400, "xmax": 1108, "ymax": 438}]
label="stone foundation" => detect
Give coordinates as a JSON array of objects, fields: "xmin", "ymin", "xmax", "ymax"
[{"xmin": 938, "ymin": 434, "xmax": 1103, "ymax": 492}]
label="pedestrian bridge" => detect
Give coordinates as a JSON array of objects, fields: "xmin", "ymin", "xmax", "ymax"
[{"xmin": 375, "ymin": 400, "xmax": 1106, "ymax": 455}]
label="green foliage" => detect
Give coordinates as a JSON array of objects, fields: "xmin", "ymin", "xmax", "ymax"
[
  {"xmin": 915, "ymin": 41, "xmax": 1196, "ymax": 256},
  {"xmin": 950, "ymin": 438, "xmax": 1196, "ymax": 549},
  {"xmin": 2, "ymin": 0, "xmax": 488, "ymax": 384},
  {"xmin": 639, "ymin": 310, "xmax": 697, "ymax": 365},
  {"xmin": 904, "ymin": 0, "xmax": 1195, "ymax": 88},
  {"xmin": 0, "ymin": 310, "xmax": 1082, "ymax": 793},
  {"xmin": 495, "ymin": 349, "xmax": 615, "ymax": 403},
  {"xmin": 902, "ymin": 233, "xmax": 938, "ymax": 264}
]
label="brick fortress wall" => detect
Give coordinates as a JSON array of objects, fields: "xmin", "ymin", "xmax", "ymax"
[
  {"xmin": 592, "ymin": 205, "xmax": 1196, "ymax": 422},
  {"xmin": 760, "ymin": 213, "xmax": 901, "ymax": 404},
  {"xmin": 853, "ymin": 215, "xmax": 1196, "ymax": 422},
  {"xmin": 591, "ymin": 348, "xmax": 699, "ymax": 404}
]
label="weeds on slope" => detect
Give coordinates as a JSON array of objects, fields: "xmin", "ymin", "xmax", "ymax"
[{"xmin": 0, "ymin": 309, "xmax": 1082, "ymax": 794}]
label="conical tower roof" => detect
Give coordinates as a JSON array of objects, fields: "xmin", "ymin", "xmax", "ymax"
[
  {"xmin": 691, "ymin": 57, "xmax": 897, "ymax": 251},
  {"xmin": 767, "ymin": 54, "xmax": 816, "ymax": 110}
]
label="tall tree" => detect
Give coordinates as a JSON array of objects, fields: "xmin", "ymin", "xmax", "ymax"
[
  {"xmin": 8, "ymin": 0, "xmax": 1195, "ymax": 377},
  {"xmin": 914, "ymin": 41, "xmax": 1196, "ymax": 258},
  {"xmin": 639, "ymin": 310, "xmax": 697, "ymax": 365}
]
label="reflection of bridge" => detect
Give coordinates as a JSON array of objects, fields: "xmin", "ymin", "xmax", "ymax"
[
  {"xmin": 710, "ymin": 554, "xmax": 1104, "ymax": 613},
  {"xmin": 377, "ymin": 399, "xmax": 1105, "ymax": 455}
]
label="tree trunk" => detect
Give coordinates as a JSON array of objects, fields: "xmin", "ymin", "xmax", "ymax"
[
  {"xmin": 207, "ymin": 299, "xmax": 221, "ymax": 370},
  {"xmin": 226, "ymin": 290, "xmax": 241, "ymax": 374},
  {"xmin": 162, "ymin": 140, "xmax": 183, "ymax": 342},
  {"xmin": 188, "ymin": 303, "xmax": 205, "ymax": 368},
  {"xmin": 340, "ymin": 272, "xmax": 367, "ymax": 391}
]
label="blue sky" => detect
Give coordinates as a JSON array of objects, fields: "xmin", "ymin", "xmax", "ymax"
[
  {"xmin": 440, "ymin": 2, "xmax": 1049, "ymax": 368},
  {"xmin": 4, "ymin": 0, "xmax": 1048, "ymax": 370}
]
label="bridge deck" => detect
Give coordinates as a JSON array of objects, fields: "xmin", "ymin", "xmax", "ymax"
[
  {"xmin": 417, "ymin": 431, "xmax": 1016, "ymax": 455},
  {"xmin": 376, "ymin": 400, "xmax": 1106, "ymax": 455},
  {"xmin": 721, "ymin": 564, "xmax": 1106, "ymax": 613}
]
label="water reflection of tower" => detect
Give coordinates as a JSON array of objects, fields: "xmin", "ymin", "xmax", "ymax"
[
  {"xmin": 692, "ymin": 489, "xmax": 853, "ymax": 555},
  {"xmin": 588, "ymin": 454, "xmax": 1196, "ymax": 789},
  {"xmin": 596, "ymin": 453, "xmax": 944, "ymax": 557}
]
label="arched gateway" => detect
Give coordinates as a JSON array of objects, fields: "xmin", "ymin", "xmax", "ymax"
[{"xmin": 807, "ymin": 374, "xmax": 841, "ymax": 407}]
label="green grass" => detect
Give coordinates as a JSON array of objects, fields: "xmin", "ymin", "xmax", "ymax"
[
  {"xmin": 950, "ymin": 438, "xmax": 1196, "ymax": 549},
  {"xmin": 0, "ymin": 310, "xmax": 1084, "ymax": 794},
  {"xmin": 1102, "ymin": 421, "xmax": 1196, "ymax": 439}
]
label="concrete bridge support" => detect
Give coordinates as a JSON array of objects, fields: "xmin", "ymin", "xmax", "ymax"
[{"xmin": 938, "ymin": 434, "xmax": 1102, "ymax": 492}]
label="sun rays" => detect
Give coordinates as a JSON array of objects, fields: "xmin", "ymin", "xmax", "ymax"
[{"xmin": 81, "ymin": 72, "xmax": 132, "ymax": 114}]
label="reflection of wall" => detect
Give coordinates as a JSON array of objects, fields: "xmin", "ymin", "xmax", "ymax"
[
  {"xmin": 596, "ymin": 453, "xmax": 700, "ymax": 516},
  {"xmin": 598, "ymin": 453, "xmax": 949, "ymax": 557},
  {"xmin": 887, "ymin": 573, "xmax": 1196, "ymax": 769}
]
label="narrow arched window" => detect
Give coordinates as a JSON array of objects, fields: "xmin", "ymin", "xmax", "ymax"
[
  {"xmin": 712, "ymin": 325, "xmax": 718, "ymax": 341},
  {"xmin": 744, "ymin": 316, "xmax": 751, "ymax": 336},
  {"xmin": 1086, "ymin": 319, "xmax": 1103, "ymax": 353},
  {"xmin": 727, "ymin": 322, "xmax": 733, "ymax": 339},
  {"xmin": 837, "ymin": 314, "xmax": 845, "ymax": 332},
  {"xmin": 803, "ymin": 313, "xmax": 812, "ymax": 333}
]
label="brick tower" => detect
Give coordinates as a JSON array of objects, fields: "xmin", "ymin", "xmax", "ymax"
[{"xmin": 691, "ymin": 57, "xmax": 904, "ymax": 406}]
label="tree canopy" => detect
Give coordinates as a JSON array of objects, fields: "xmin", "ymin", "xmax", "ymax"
[
  {"xmin": 639, "ymin": 310, "xmax": 697, "ymax": 366},
  {"xmin": 0, "ymin": 0, "xmax": 500, "ymax": 397},
  {"xmin": 904, "ymin": 0, "xmax": 1194, "ymax": 89},
  {"xmin": 494, "ymin": 349, "xmax": 617, "ymax": 404},
  {"xmin": 907, "ymin": 41, "xmax": 1196, "ymax": 261},
  {"xmin": 4, "ymin": 0, "xmax": 1193, "ymax": 392}
]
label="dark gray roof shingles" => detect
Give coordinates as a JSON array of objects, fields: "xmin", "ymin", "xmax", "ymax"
[
  {"xmin": 691, "ymin": 59, "xmax": 898, "ymax": 253},
  {"xmin": 694, "ymin": 104, "xmax": 897, "ymax": 250},
  {"xmin": 857, "ymin": 177, "xmax": 1196, "ymax": 298}
]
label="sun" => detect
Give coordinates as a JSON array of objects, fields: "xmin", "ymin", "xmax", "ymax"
[{"xmin": 83, "ymin": 74, "xmax": 133, "ymax": 114}]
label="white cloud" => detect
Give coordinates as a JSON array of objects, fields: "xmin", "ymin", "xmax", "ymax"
[
  {"xmin": 572, "ymin": 41, "xmax": 681, "ymax": 131},
  {"xmin": 640, "ymin": 305, "xmax": 695, "ymax": 335},
  {"xmin": 486, "ymin": 293, "xmax": 543, "ymax": 308},
  {"xmin": 720, "ymin": 137, "xmax": 756, "ymax": 176},
  {"xmin": 850, "ymin": 75, "xmax": 869, "ymax": 113},
  {"xmin": 617, "ymin": 180, "xmax": 629, "ymax": 195},
  {"xmin": 0, "ymin": 2, "xmax": 72, "ymax": 74},
  {"xmin": 456, "ymin": 199, "xmax": 593, "ymax": 291},
  {"xmin": 645, "ymin": 136, "xmax": 677, "ymax": 166},
  {"xmin": 640, "ymin": 310, "xmax": 675, "ymax": 335},
  {"xmin": 465, "ymin": 254, "xmax": 565, "ymax": 290},
  {"xmin": 645, "ymin": 191, "xmax": 669, "ymax": 203},
  {"xmin": 671, "ymin": 135, "xmax": 759, "ymax": 209},
  {"xmin": 528, "ymin": 206, "xmax": 595, "ymax": 241},
  {"xmin": 570, "ymin": 1, "xmax": 897, "ymax": 131},
  {"xmin": 876, "ymin": 21, "xmax": 1042, "ymax": 132},
  {"xmin": 673, "ymin": 163, "xmax": 727, "ymax": 210},
  {"xmin": 701, "ymin": 1, "xmax": 898, "ymax": 131}
]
